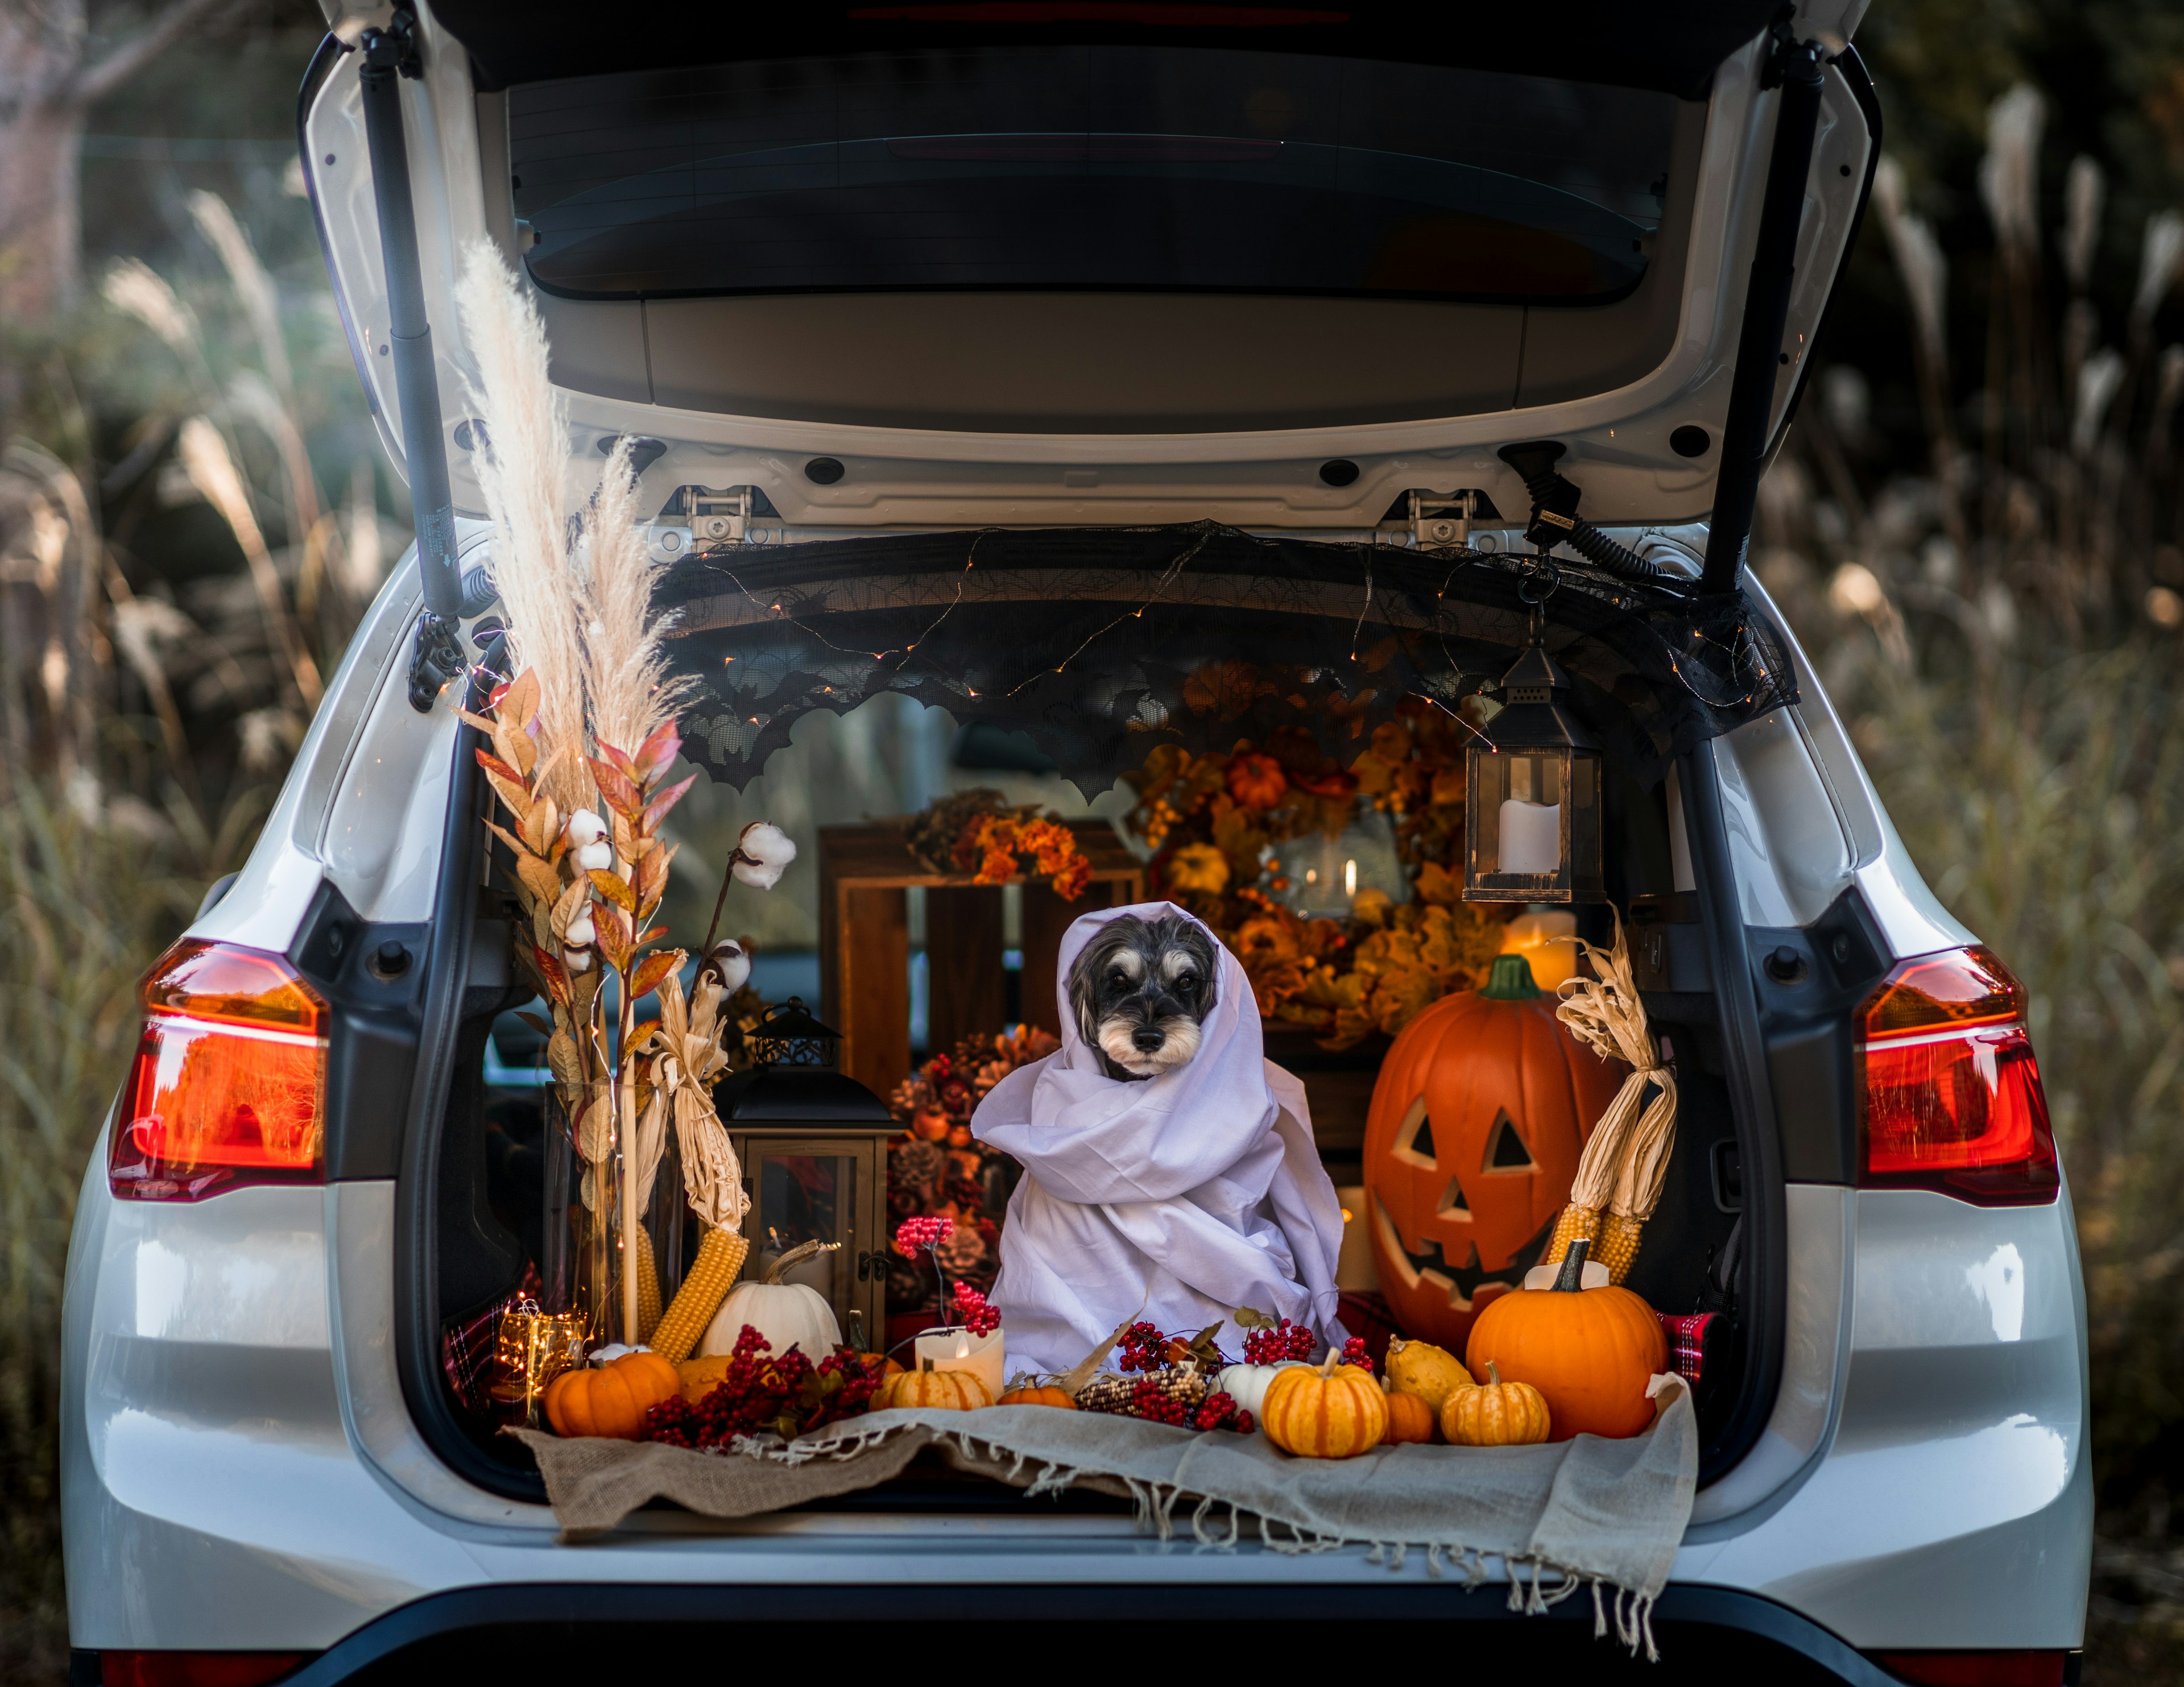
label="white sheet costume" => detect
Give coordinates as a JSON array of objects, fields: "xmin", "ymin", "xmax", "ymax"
[{"xmin": 972, "ymin": 901, "xmax": 1349, "ymax": 1375}]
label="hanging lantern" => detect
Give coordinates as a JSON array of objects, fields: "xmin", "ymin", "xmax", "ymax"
[
  {"xmin": 715, "ymin": 998, "xmax": 895, "ymax": 1350},
  {"xmin": 1463, "ymin": 640, "xmax": 1604, "ymax": 905}
]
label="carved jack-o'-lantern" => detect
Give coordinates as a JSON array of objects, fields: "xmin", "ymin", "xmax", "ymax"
[{"xmin": 1364, "ymin": 954, "xmax": 1623, "ymax": 1350}]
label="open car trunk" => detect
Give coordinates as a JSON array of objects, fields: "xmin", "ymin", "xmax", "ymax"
[
  {"xmin": 410, "ymin": 524, "xmax": 1794, "ymax": 1499},
  {"xmin": 297, "ymin": 0, "xmax": 1877, "ymax": 1508}
]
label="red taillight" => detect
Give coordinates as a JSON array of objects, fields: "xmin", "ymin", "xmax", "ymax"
[
  {"xmin": 1857, "ymin": 946, "xmax": 2059, "ymax": 1207},
  {"xmin": 109, "ymin": 940, "xmax": 327, "ymax": 1203},
  {"xmin": 1870, "ymin": 1649, "xmax": 2067, "ymax": 1686},
  {"xmin": 98, "ymin": 1652, "xmax": 313, "ymax": 1687}
]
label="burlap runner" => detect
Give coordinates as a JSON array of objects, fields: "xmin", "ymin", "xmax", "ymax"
[{"xmin": 511, "ymin": 1387, "xmax": 1697, "ymax": 1652}]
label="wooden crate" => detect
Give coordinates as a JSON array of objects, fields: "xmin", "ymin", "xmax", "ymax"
[{"xmin": 817, "ymin": 820, "xmax": 1146, "ymax": 1100}]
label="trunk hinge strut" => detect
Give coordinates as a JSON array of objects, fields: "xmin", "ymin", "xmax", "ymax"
[
  {"xmin": 358, "ymin": 9, "xmax": 473, "ymax": 710},
  {"xmin": 1699, "ymin": 17, "xmax": 1833, "ymax": 594}
]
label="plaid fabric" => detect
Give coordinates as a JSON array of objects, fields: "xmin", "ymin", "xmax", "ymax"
[
  {"xmin": 1658, "ymin": 1312, "xmax": 1715, "ymax": 1386},
  {"xmin": 1336, "ymin": 1291, "xmax": 1400, "ymax": 1370},
  {"xmin": 442, "ymin": 1264, "xmax": 544, "ymax": 1417}
]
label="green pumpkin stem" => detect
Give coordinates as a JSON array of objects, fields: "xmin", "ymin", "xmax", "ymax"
[
  {"xmin": 1480, "ymin": 952, "xmax": 1542, "ymax": 1001},
  {"xmin": 1552, "ymin": 1237, "xmax": 1591, "ymax": 1293}
]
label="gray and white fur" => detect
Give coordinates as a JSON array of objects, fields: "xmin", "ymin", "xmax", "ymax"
[{"xmin": 1068, "ymin": 915, "xmax": 1219, "ymax": 1081}]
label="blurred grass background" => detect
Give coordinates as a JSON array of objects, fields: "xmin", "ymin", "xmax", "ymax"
[{"xmin": 4, "ymin": 2, "xmax": 2184, "ymax": 1681}]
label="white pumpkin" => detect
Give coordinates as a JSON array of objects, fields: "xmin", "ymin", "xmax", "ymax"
[
  {"xmin": 697, "ymin": 1239, "xmax": 842, "ymax": 1360},
  {"xmin": 1217, "ymin": 1360, "xmax": 1305, "ymax": 1417}
]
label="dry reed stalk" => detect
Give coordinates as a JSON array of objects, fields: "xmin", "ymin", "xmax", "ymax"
[
  {"xmin": 576, "ymin": 438, "xmax": 688, "ymax": 764},
  {"xmin": 174, "ymin": 417, "xmax": 322, "ymax": 710},
  {"xmin": 453, "ymin": 240, "xmax": 593, "ymax": 816},
  {"xmin": 188, "ymin": 190, "xmax": 293, "ymax": 396}
]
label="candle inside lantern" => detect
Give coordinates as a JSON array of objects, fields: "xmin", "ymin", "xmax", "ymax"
[
  {"xmin": 913, "ymin": 1325, "xmax": 1006, "ymax": 1401},
  {"xmin": 1497, "ymin": 798, "xmax": 1562, "ymax": 875}
]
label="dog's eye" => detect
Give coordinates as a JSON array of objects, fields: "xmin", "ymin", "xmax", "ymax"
[
  {"xmin": 1107, "ymin": 967, "xmax": 1132, "ymax": 988},
  {"xmin": 1173, "ymin": 970, "xmax": 1198, "ymax": 994}
]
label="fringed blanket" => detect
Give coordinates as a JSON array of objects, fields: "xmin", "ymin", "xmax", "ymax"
[{"xmin": 512, "ymin": 1385, "xmax": 1697, "ymax": 1656}]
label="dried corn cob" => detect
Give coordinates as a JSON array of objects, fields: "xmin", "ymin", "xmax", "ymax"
[
  {"xmin": 634, "ymin": 1225, "xmax": 663, "ymax": 1342},
  {"xmin": 1543, "ymin": 1204, "xmax": 1646, "ymax": 1283},
  {"xmin": 647, "ymin": 1226, "xmax": 748, "ymax": 1363}
]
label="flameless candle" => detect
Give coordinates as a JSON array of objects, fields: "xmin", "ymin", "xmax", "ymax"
[
  {"xmin": 914, "ymin": 1325, "xmax": 1006, "ymax": 1401},
  {"xmin": 1498, "ymin": 797, "xmax": 1562, "ymax": 875}
]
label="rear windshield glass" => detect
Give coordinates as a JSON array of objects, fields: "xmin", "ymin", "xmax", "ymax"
[{"xmin": 508, "ymin": 48, "xmax": 1677, "ymax": 302}]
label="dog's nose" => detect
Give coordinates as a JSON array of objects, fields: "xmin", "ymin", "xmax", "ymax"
[{"xmin": 1131, "ymin": 1029, "xmax": 1166, "ymax": 1053}]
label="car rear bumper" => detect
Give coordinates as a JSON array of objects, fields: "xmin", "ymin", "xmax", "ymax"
[{"xmin": 71, "ymin": 1582, "xmax": 2010, "ymax": 1686}]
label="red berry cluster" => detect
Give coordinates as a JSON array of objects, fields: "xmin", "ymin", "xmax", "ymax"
[
  {"xmin": 1116, "ymin": 1321, "xmax": 1170, "ymax": 1374},
  {"xmin": 950, "ymin": 1282, "xmax": 1001, "ymax": 1337},
  {"xmin": 1192, "ymin": 1390, "xmax": 1254, "ymax": 1434},
  {"xmin": 643, "ymin": 1325, "xmax": 883, "ymax": 1448},
  {"xmin": 1242, "ymin": 1318, "xmax": 1317, "ymax": 1364},
  {"xmin": 1339, "ymin": 1336, "xmax": 1374, "ymax": 1375}
]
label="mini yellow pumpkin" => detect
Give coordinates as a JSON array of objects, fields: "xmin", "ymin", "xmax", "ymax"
[
  {"xmin": 1260, "ymin": 1353, "xmax": 1388, "ymax": 1459},
  {"xmin": 872, "ymin": 1366, "xmax": 993, "ymax": 1412},
  {"xmin": 544, "ymin": 1350, "xmax": 681, "ymax": 1440},
  {"xmin": 1441, "ymin": 1360, "xmax": 1552, "ymax": 1447}
]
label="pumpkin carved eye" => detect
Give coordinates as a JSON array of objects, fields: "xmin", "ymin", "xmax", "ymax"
[{"xmin": 1483, "ymin": 1110, "xmax": 1535, "ymax": 1171}]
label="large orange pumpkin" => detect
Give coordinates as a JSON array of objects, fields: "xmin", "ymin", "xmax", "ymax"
[
  {"xmin": 544, "ymin": 1350, "xmax": 681, "ymax": 1439},
  {"xmin": 1463, "ymin": 1240, "xmax": 1665, "ymax": 1440},
  {"xmin": 1363, "ymin": 953, "xmax": 1623, "ymax": 1351}
]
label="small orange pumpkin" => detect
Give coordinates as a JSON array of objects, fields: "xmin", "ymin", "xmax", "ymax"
[
  {"xmin": 1463, "ymin": 1239, "xmax": 1665, "ymax": 1441},
  {"xmin": 858, "ymin": 1350, "xmax": 907, "ymax": 1380},
  {"xmin": 1260, "ymin": 1353, "xmax": 1389, "ymax": 1459},
  {"xmin": 872, "ymin": 1366, "xmax": 994, "ymax": 1412},
  {"xmin": 545, "ymin": 1350, "xmax": 681, "ymax": 1439},
  {"xmin": 1441, "ymin": 1360, "xmax": 1552, "ymax": 1446},
  {"xmin": 1380, "ymin": 1386, "xmax": 1437, "ymax": 1446},
  {"xmin": 998, "ymin": 1382, "xmax": 1078, "ymax": 1408}
]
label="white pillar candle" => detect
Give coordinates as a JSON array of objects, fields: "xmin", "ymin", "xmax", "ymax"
[
  {"xmin": 913, "ymin": 1325, "xmax": 1006, "ymax": 1402},
  {"xmin": 1498, "ymin": 798, "xmax": 1563, "ymax": 874}
]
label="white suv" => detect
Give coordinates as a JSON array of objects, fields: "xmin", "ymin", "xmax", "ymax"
[{"xmin": 62, "ymin": 4, "xmax": 2090, "ymax": 1683}]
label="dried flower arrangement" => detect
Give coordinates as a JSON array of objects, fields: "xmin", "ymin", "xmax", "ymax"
[
  {"xmin": 452, "ymin": 243, "xmax": 793, "ymax": 1353},
  {"xmin": 902, "ymin": 787, "xmax": 1093, "ymax": 898},
  {"xmin": 882, "ymin": 1026, "xmax": 1056, "ymax": 1312},
  {"xmin": 1123, "ymin": 697, "xmax": 1507, "ymax": 1046}
]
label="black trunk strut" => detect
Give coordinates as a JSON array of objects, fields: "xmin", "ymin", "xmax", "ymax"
[
  {"xmin": 357, "ymin": 10, "xmax": 473, "ymax": 709},
  {"xmin": 1700, "ymin": 21, "xmax": 1831, "ymax": 594}
]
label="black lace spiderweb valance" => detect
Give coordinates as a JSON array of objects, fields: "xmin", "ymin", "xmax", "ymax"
[{"xmin": 651, "ymin": 523, "xmax": 1796, "ymax": 795}]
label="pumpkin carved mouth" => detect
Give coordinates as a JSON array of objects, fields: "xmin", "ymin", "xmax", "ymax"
[{"xmin": 1371, "ymin": 1193, "xmax": 1554, "ymax": 1312}]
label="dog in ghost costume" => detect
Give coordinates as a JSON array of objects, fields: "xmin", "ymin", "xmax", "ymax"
[{"xmin": 971, "ymin": 902, "xmax": 1349, "ymax": 1375}]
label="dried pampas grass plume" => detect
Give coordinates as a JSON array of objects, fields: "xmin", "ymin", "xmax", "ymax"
[
  {"xmin": 577, "ymin": 437, "xmax": 689, "ymax": 762},
  {"xmin": 453, "ymin": 239, "xmax": 592, "ymax": 815}
]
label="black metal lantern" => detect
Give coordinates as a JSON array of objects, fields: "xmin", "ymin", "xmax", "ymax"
[
  {"xmin": 1463, "ymin": 640, "xmax": 1605, "ymax": 905},
  {"xmin": 715, "ymin": 998, "xmax": 894, "ymax": 1349}
]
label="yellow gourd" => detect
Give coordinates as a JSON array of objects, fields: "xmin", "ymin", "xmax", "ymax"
[
  {"xmin": 1260, "ymin": 1353, "xmax": 1388, "ymax": 1459},
  {"xmin": 1383, "ymin": 1336, "xmax": 1472, "ymax": 1415}
]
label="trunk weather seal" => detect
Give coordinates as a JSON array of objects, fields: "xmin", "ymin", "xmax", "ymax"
[
  {"xmin": 1681, "ymin": 743, "xmax": 1789, "ymax": 1483},
  {"xmin": 390, "ymin": 632, "xmax": 548, "ymax": 1502}
]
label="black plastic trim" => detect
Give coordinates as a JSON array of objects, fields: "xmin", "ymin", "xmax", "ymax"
[
  {"xmin": 390, "ymin": 635, "xmax": 546, "ymax": 1501},
  {"xmin": 1748, "ymin": 887, "xmax": 1892, "ymax": 1185},
  {"xmin": 286, "ymin": 881, "xmax": 428, "ymax": 1182},
  {"xmin": 146, "ymin": 1582, "xmax": 1908, "ymax": 1686},
  {"xmin": 1679, "ymin": 747, "xmax": 1790, "ymax": 1486}
]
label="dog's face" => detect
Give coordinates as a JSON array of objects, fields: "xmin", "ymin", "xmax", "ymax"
[{"xmin": 1069, "ymin": 916, "xmax": 1218, "ymax": 1080}]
